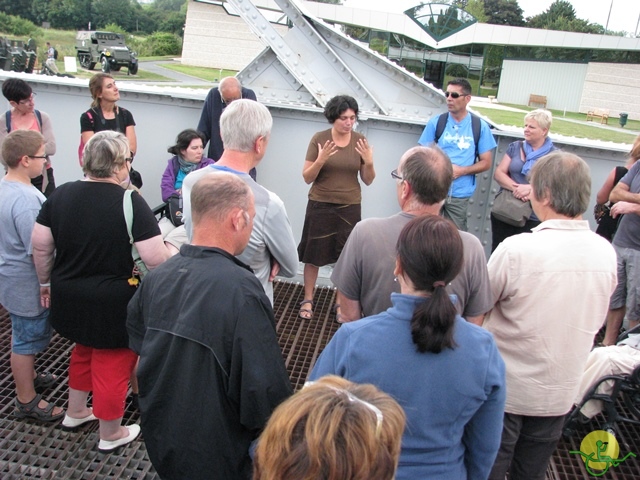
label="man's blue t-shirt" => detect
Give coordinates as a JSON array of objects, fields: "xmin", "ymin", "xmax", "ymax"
[{"xmin": 418, "ymin": 113, "xmax": 496, "ymax": 198}]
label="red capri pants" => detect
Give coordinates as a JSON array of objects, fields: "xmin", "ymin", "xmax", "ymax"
[{"xmin": 68, "ymin": 344, "xmax": 137, "ymax": 421}]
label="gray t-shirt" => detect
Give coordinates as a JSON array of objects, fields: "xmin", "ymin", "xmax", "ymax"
[
  {"xmin": 613, "ymin": 160, "xmax": 640, "ymax": 251},
  {"xmin": 331, "ymin": 212, "xmax": 492, "ymax": 318},
  {"xmin": 0, "ymin": 179, "xmax": 46, "ymax": 316}
]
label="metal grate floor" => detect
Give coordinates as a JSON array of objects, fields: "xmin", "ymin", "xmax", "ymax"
[{"xmin": 1, "ymin": 281, "xmax": 639, "ymax": 479}]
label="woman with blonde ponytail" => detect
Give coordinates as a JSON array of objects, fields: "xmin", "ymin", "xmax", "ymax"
[{"xmin": 310, "ymin": 215, "xmax": 506, "ymax": 480}]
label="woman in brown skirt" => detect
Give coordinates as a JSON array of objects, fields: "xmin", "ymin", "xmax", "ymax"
[{"xmin": 298, "ymin": 95, "xmax": 375, "ymax": 319}]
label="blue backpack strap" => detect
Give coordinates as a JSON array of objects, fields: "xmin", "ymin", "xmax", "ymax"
[
  {"xmin": 5, "ymin": 110, "xmax": 10, "ymax": 132},
  {"xmin": 434, "ymin": 112, "xmax": 448, "ymax": 144}
]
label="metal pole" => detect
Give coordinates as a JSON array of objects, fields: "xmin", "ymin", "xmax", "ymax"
[
  {"xmin": 635, "ymin": 10, "xmax": 640, "ymax": 37},
  {"xmin": 605, "ymin": 0, "xmax": 614, "ymax": 34}
]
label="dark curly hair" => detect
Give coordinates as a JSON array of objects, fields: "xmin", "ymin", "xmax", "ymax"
[{"xmin": 324, "ymin": 95, "xmax": 359, "ymax": 124}]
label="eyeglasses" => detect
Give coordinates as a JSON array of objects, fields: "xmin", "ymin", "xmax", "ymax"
[
  {"xmin": 125, "ymin": 157, "xmax": 133, "ymax": 163},
  {"xmin": 391, "ymin": 169, "xmax": 402, "ymax": 181},
  {"xmin": 18, "ymin": 93, "xmax": 37, "ymax": 105},
  {"xmin": 444, "ymin": 91, "xmax": 467, "ymax": 99},
  {"xmin": 28, "ymin": 155, "xmax": 48, "ymax": 160}
]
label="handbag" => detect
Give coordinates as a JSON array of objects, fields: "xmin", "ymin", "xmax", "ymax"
[
  {"xmin": 491, "ymin": 190, "xmax": 533, "ymax": 227},
  {"xmin": 166, "ymin": 194, "xmax": 184, "ymax": 227},
  {"xmin": 123, "ymin": 189, "xmax": 150, "ymax": 280},
  {"xmin": 594, "ymin": 203, "xmax": 622, "ymax": 242}
]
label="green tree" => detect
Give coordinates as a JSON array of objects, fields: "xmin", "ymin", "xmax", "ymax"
[
  {"xmin": 33, "ymin": 0, "xmax": 92, "ymax": 30},
  {"xmin": 91, "ymin": 0, "xmax": 137, "ymax": 31},
  {"xmin": 153, "ymin": 0, "xmax": 186, "ymax": 12},
  {"xmin": 0, "ymin": 0, "xmax": 36, "ymax": 23},
  {"xmin": 484, "ymin": 0, "xmax": 524, "ymax": 27},
  {"xmin": 527, "ymin": 0, "xmax": 604, "ymax": 34},
  {"xmin": 465, "ymin": 0, "xmax": 488, "ymax": 23}
]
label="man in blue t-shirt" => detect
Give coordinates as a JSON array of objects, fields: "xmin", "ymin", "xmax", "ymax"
[{"xmin": 418, "ymin": 78, "xmax": 496, "ymax": 231}]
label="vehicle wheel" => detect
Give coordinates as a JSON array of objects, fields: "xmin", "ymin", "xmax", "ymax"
[
  {"xmin": 101, "ymin": 56, "xmax": 110, "ymax": 73},
  {"xmin": 79, "ymin": 53, "xmax": 94, "ymax": 70},
  {"xmin": 112, "ymin": 65, "xmax": 121, "ymax": 72},
  {"xmin": 128, "ymin": 62, "xmax": 138, "ymax": 75}
]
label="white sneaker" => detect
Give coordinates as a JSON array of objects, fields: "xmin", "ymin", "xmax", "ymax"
[
  {"xmin": 97, "ymin": 424, "xmax": 141, "ymax": 453},
  {"xmin": 61, "ymin": 412, "xmax": 97, "ymax": 430}
]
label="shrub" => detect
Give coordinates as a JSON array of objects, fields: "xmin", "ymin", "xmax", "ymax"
[
  {"xmin": 0, "ymin": 13, "xmax": 40, "ymax": 37},
  {"xmin": 446, "ymin": 63, "xmax": 469, "ymax": 77},
  {"xmin": 103, "ymin": 23, "xmax": 128, "ymax": 36},
  {"xmin": 146, "ymin": 32, "xmax": 182, "ymax": 56}
]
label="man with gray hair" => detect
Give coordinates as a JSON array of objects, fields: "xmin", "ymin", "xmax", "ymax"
[
  {"xmin": 332, "ymin": 145, "xmax": 492, "ymax": 324},
  {"xmin": 484, "ymin": 152, "xmax": 617, "ymax": 480},
  {"xmin": 197, "ymin": 76, "xmax": 257, "ymax": 178},
  {"xmin": 127, "ymin": 173, "xmax": 292, "ymax": 480},
  {"xmin": 166, "ymin": 99, "xmax": 298, "ymax": 303}
]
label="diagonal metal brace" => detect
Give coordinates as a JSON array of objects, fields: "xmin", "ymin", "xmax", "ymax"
[{"xmin": 226, "ymin": 0, "xmax": 387, "ymax": 114}]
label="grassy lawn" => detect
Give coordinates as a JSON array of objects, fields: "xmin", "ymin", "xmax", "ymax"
[
  {"xmin": 472, "ymin": 106, "xmax": 638, "ymax": 144},
  {"xmin": 158, "ymin": 63, "xmax": 237, "ymax": 82}
]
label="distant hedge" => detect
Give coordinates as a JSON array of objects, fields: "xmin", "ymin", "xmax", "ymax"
[{"xmin": 0, "ymin": 13, "xmax": 39, "ymax": 37}]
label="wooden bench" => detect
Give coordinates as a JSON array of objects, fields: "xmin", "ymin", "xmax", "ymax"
[
  {"xmin": 586, "ymin": 108, "xmax": 610, "ymax": 124},
  {"xmin": 528, "ymin": 94, "xmax": 547, "ymax": 108}
]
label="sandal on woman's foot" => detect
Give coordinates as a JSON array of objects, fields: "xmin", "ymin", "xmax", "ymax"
[
  {"xmin": 299, "ymin": 300, "xmax": 314, "ymax": 319},
  {"xmin": 14, "ymin": 394, "xmax": 64, "ymax": 422},
  {"xmin": 332, "ymin": 304, "xmax": 345, "ymax": 324},
  {"xmin": 34, "ymin": 371, "xmax": 58, "ymax": 391}
]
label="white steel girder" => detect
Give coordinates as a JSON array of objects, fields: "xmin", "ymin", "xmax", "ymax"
[{"xmin": 229, "ymin": 0, "xmax": 447, "ymax": 123}]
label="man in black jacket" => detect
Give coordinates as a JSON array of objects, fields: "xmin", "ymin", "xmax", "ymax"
[
  {"xmin": 127, "ymin": 172, "xmax": 292, "ymax": 480},
  {"xmin": 197, "ymin": 76, "xmax": 257, "ymax": 179}
]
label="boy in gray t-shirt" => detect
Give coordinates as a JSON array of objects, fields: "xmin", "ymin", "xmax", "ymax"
[{"xmin": 0, "ymin": 130, "xmax": 63, "ymax": 422}]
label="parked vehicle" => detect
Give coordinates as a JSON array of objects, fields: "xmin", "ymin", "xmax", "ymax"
[
  {"xmin": 75, "ymin": 31, "xmax": 138, "ymax": 75},
  {"xmin": 0, "ymin": 37, "xmax": 37, "ymax": 73}
]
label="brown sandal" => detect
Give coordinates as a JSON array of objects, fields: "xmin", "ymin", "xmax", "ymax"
[
  {"xmin": 14, "ymin": 394, "xmax": 64, "ymax": 422},
  {"xmin": 299, "ymin": 300, "xmax": 314, "ymax": 319}
]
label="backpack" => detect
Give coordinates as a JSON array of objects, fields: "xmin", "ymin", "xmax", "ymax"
[
  {"xmin": 78, "ymin": 107, "xmax": 143, "ymax": 189},
  {"xmin": 6, "ymin": 109, "xmax": 42, "ymax": 133},
  {"xmin": 434, "ymin": 112, "xmax": 482, "ymax": 162},
  {"xmin": 53, "ymin": 48, "xmax": 59, "ymax": 60}
]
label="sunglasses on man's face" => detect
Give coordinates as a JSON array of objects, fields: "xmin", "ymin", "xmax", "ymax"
[{"xmin": 444, "ymin": 91, "xmax": 467, "ymax": 99}]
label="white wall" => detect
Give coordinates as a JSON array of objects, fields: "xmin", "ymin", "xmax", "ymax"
[
  {"xmin": 2, "ymin": 74, "xmax": 631, "ymax": 256},
  {"xmin": 498, "ymin": 59, "xmax": 588, "ymax": 112},
  {"xmin": 182, "ymin": 1, "xmax": 288, "ymax": 71},
  {"xmin": 581, "ymin": 63, "xmax": 640, "ymax": 121}
]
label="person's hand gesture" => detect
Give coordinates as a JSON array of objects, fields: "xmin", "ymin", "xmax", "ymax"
[
  {"xmin": 317, "ymin": 140, "xmax": 338, "ymax": 164},
  {"xmin": 356, "ymin": 138, "xmax": 373, "ymax": 165}
]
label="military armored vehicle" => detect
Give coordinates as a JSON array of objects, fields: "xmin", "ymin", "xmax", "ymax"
[
  {"xmin": 0, "ymin": 37, "xmax": 37, "ymax": 73},
  {"xmin": 75, "ymin": 31, "xmax": 138, "ymax": 74}
]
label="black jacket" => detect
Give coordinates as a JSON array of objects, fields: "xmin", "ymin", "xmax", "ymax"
[{"xmin": 127, "ymin": 245, "xmax": 292, "ymax": 480}]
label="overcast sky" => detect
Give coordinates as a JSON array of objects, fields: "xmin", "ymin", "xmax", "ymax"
[{"xmin": 341, "ymin": 0, "xmax": 640, "ymax": 35}]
